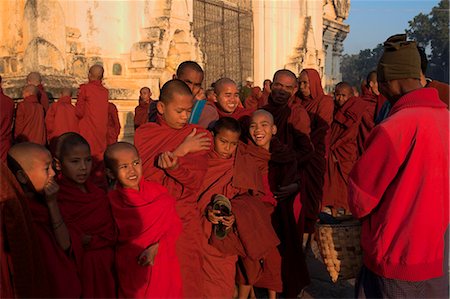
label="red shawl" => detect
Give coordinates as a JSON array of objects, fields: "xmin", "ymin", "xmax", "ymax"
[
  {"xmin": 0, "ymin": 89, "xmax": 14, "ymax": 161},
  {"xmin": 14, "ymin": 95, "xmax": 46, "ymax": 145},
  {"xmin": 57, "ymin": 176, "xmax": 117, "ymax": 298},
  {"xmin": 109, "ymin": 179, "xmax": 182, "ymax": 298}
]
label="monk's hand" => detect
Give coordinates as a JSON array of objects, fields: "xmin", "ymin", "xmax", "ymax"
[
  {"xmin": 206, "ymin": 207, "xmax": 223, "ymax": 224},
  {"xmin": 273, "ymin": 183, "xmax": 299, "ymax": 201},
  {"xmin": 138, "ymin": 243, "xmax": 159, "ymax": 266},
  {"xmin": 221, "ymin": 214, "xmax": 235, "ymax": 229},
  {"xmin": 82, "ymin": 234, "xmax": 92, "ymax": 247},
  {"xmin": 44, "ymin": 178, "xmax": 60, "ymax": 203},
  {"xmin": 174, "ymin": 128, "xmax": 211, "ymax": 156},
  {"xmin": 195, "ymin": 88, "xmax": 205, "ymax": 101},
  {"xmin": 158, "ymin": 152, "xmax": 179, "ymax": 170}
]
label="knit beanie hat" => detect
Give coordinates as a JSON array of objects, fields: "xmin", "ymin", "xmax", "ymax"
[{"xmin": 377, "ymin": 34, "xmax": 421, "ymax": 82}]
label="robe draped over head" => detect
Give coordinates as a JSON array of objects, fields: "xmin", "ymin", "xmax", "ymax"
[
  {"xmin": 0, "ymin": 162, "xmax": 50, "ymax": 298},
  {"xmin": 75, "ymin": 80, "xmax": 109, "ymax": 189},
  {"xmin": 0, "ymin": 89, "xmax": 14, "ymax": 161},
  {"xmin": 37, "ymin": 84, "xmax": 50, "ymax": 112},
  {"xmin": 134, "ymin": 116, "xmax": 212, "ymax": 298},
  {"xmin": 134, "ymin": 101, "xmax": 150, "ymax": 129},
  {"xmin": 14, "ymin": 95, "xmax": 46, "ymax": 145},
  {"xmin": 26, "ymin": 193, "xmax": 82, "ymax": 298},
  {"xmin": 107, "ymin": 102, "xmax": 121, "ymax": 145},
  {"xmin": 57, "ymin": 176, "xmax": 117, "ymax": 298},
  {"xmin": 108, "ymin": 179, "xmax": 182, "ymax": 299},
  {"xmin": 45, "ymin": 95, "xmax": 79, "ymax": 154},
  {"xmin": 296, "ymin": 69, "xmax": 334, "ymax": 232}
]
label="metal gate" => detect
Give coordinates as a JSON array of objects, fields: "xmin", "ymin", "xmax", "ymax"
[{"xmin": 193, "ymin": 0, "xmax": 253, "ymax": 88}]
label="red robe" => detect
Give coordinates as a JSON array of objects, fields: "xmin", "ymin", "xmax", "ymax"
[
  {"xmin": 0, "ymin": 163, "xmax": 50, "ymax": 298},
  {"xmin": 357, "ymin": 92, "xmax": 378, "ymax": 156},
  {"xmin": 14, "ymin": 95, "xmax": 46, "ymax": 145},
  {"xmin": 45, "ymin": 95, "xmax": 78, "ymax": 152},
  {"xmin": 0, "ymin": 89, "xmax": 14, "ymax": 161},
  {"xmin": 108, "ymin": 179, "xmax": 182, "ymax": 298},
  {"xmin": 57, "ymin": 176, "xmax": 117, "ymax": 298},
  {"xmin": 197, "ymin": 151, "xmax": 241, "ymax": 298},
  {"xmin": 215, "ymin": 104, "xmax": 254, "ymax": 121},
  {"xmin": 323, "ymin": 97, "xmax": 368, "ymax": 211},
  {"xmin": 296, "ymin": 68, "xmax": 334, "ymax": 232},
  {"xmin": 37, "ymin": 84, "xmax": 50, "ymax": 112},
  {"xmin": 107, "ymin": 102, "xmax": 121, "ymax": 145},
  {"xmin": 134, "ymin": 117, "xmax": 212, "ymax": 298},
  {"xmin": 76, "ymin": 80, "xmax": 109, "ymax": 188},
  {"xmin": 26, "ymin": 193, "xmax": 82, "ymax": 298},
  {"xmin": 427, "ymin": 80, "xmax": 449, "ymax": 109},
  {"xmin": 134, "ymin": 101, "xmax": 150, "ymax": 129}
]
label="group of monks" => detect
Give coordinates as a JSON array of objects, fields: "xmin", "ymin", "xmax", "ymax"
[{"xmin": 0, "ymin": 46, "xmax": 448, "ymax": 299}]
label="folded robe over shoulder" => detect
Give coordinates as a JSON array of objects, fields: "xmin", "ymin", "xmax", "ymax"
[
  {"xmin": 14, "ymin": 95, "xmax": 46, "ymax": 145},
  {"xmin": 57, "ymin": 176, "xmax": 117, "ymax": 298},
  {"xmin": 109, "ymin": 179, "xmax": 182, "ymax": 299},
  {"xmin": 134, "ymin": 117, "xmax": 211, "ymax": 298}
]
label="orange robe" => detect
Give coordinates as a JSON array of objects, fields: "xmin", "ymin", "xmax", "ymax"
[
  {"xmin": 0, "ymin": 88, "xmax": 14, "ymax": 161},
  {"xmin": 57, "ymin": 176, "xmax": 117, "ymax": 298},
  {"xmin": 134, "ymin": 117, "xmax": 212, "ymax": 298},
  {"xmin": 134, "ymin": 101, "xmax": 150, "ymax": 129},
  {"xmin": 14, "ymin": 95, "xmax": 46, "ymax": 145},
  {"xmin": 107, "ymin": 102, "xmax": 121, "ymax": 145},
  {"xmin": 109, "ymin": 179, "xmax": 182, "ymax": 298},
  {"xmin": 323, "ymin": 97, "xmax": 368, "ymax": 211},
  {"xmin": 296, "ymin": 69, "xmax": 334, "ymax": 232},
  {"xmin": 76, "ymin": 80, "xmax": 109, "ymax": 188},
  {"xmin": 37, "ymin": 84, "xmax": 50, "ymax": 112},
  {"xmin": 45, "ymin": 95, "xmax": 78, "ymax": 152},
  {"xmin": 0, "ymin": 162, "xmax": 50, "ymax": 298}
]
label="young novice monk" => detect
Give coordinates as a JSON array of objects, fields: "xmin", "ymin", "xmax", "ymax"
[
  {"xmin": 104, "ymin": 142, "xmax": 182, "ymax": 298},
  {"xmin": 14, "ymin": 85, "xmax": 46, "ymax": 145},
  {"xmin": 54, "ymin": 132, "xmax": 117, "ymax": 298},
  {"xmin": 134, "ymin": 79, "xmax": 212, "ymax": 298},
  {"xmin": 196, "ymin": 117, "xmax": 241, "ymax": 298},
  {"xmin": 7, "ymin": 142, "xmax": 82, "ymax": 298},
  {"xmin": 214, "ymin": 78, "xmax": 254, "ymax": 121},
  {"xmin": 45, "ymin": 88, "xmax": 78, "ymax": 153}
]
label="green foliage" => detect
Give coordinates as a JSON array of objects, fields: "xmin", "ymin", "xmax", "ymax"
[{"xmin": 406, "ymin": 0, "xmax": 449, "ymax": 83}]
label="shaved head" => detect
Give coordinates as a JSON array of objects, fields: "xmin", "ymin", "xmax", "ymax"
[
  {"xmin": 176, "ymin": 61, "xmax": 204, "ymax": 78},
  {"xmin": 89, "ymin": 64, "xmax": 104, "ymax": 81},
  {"xmin": 8, "ymin": 143, "xmax": 50, "ymax": 172},
  {"xmin": 273, "ymin": 69, "xmax": 297, "ymax": 85},
  {"xmin": 61, "ymin": 87, "xmax": 72, "ymax": 97},
  {"xmin": 23, "ymin": 84, "xmax": 38, "ymax": 97},
  {"xmin": 335, "ymin": 82, "xmax": 354, "ymax": 94},
  {"xmin": 214, "ymin": 78, "xmax": 237, "ymax": 95},
  {"xmin": 26, "ymin": 72, "xmax": 42, "ymax": 85},
  {"xmin": 140, "ymin": 87, "xmax": 150, "ymax": 93},
  {"xmin": 159, "ymin": 79, "xmax": 193, "ymax": 104},
  {"xmin": 252, "ymin": 109, "xmax": 274, "ymax": 125},
  {"xmin": 104, "ymin": 142, "xmax": 138, "ymax": 170}
]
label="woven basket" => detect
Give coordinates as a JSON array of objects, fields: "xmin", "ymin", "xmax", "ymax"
[{"xmin": 315, "ymin": 218, "xmax": 362, "ymax": 282}]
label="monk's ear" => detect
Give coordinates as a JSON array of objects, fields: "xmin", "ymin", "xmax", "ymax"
[
  {"xmin": 15, "ymin": 170, "xmax": 29, "ymax": 185},
  {"xmin": 271, "ymin": 124, "xmax": 277, "ymax": 136},
  {"xmin": 156, "ymin": 101, "xmax": 165, "ymax": 115},
  {"xmin": 53, "ymin": 158, "xmax": 62, "ymax": 171}
]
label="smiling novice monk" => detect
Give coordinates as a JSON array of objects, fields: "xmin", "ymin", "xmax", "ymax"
[
  {"xmin": 54, "ymin": 132, "xmax": 117, "ymax": 298},
  {"xmin": 134, "ymin": 79, "xmax": 212, "ymax": 298},
  {"xmin": 214, "ymin": 78, "xmax": 254, "ymax": 121},
  {"xmin": 7, "ymin": 143, "xmax": 82, "ymax": 298},
  {"xmin": 105, "ymin": 142, "xmax": 182, "ymax": 298}
]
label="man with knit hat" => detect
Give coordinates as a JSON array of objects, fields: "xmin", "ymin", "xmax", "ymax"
[{"xmin": 348, "ymin": 34, "xmax": 449, "ymax": 298}]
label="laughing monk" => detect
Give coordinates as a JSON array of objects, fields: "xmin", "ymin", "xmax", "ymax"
[{"xmin": 134, "ymin": 79, "xmax": 212, "ymax": 298}]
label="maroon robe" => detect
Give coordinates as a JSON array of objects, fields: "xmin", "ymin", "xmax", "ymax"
[
  {"xmin": 358, "ymin": 92, "xmax": 378, "ymax": 156},
  {"xmin": 134, "ymin": 117, "xmax": 212, "ymax": 298},
  {"xmin": 134, "ymin": 101, "xmax": 150, "ymax": 129},
  {"xmin": 296, "ymin": 68, "xmax": 334, "ymax": 232},
  {"xmin": 14, "ymin": 95, "xmax": 46, "ymax": 145},
  {"xmin": 109, "ymin": 179, "xmax": 182, "ymax": 298},
  {"xmin": 0, "ymin": 89, "xmax": 14, "ymax": 161},
  {"xmin": 107, "ymin": 102, "xmax": 121, "ymax": 145},
  {"xmin": 323, "ymin": 97, "xmax": 368, "ymax": 211},
  {"xmin": 57, "ymin": 176, "xmax": 117, "ymax": 298},
  {"xmin": 37, "ymin": 84, "xmax": 50, "ymax": 112}
]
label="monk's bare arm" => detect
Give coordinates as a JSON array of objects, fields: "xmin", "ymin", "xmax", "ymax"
[{"xmin": 45, "ymin": 180, "xmax": 71, "ymax": 251}]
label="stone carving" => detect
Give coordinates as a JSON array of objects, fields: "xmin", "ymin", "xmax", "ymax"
[{"xmin": 333, "ymin": 0, "xmax": 350, "ymax": 20}]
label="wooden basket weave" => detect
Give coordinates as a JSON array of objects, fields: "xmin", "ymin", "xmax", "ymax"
[{"xmin": 315, "ymin": 218, "xmax": 362, "ymax": 282}]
